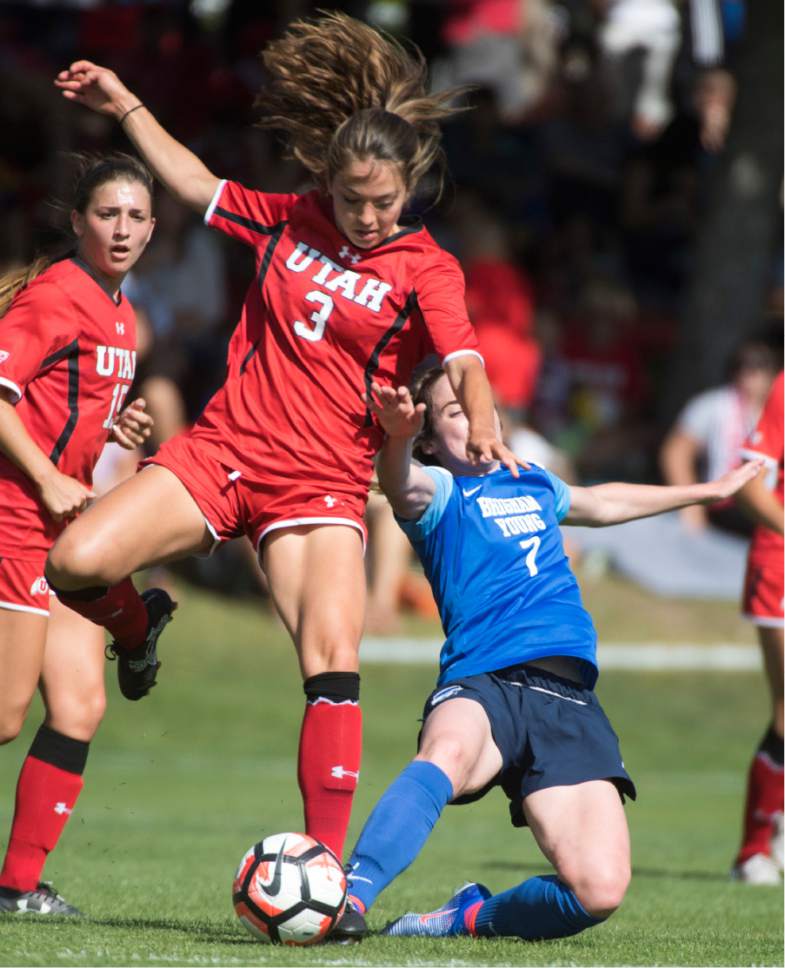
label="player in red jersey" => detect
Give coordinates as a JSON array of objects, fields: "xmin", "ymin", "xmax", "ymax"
[
  {"xmin": 51, "ymin": 12, "xmax": 520, "ymax": 884},
  {"xmin": 732, "ymin": 371, "xmax": 784, "ymax": 884},
  {"xmin": 0, "ymin": 154, "xmax": 156, "ymax": 915}
]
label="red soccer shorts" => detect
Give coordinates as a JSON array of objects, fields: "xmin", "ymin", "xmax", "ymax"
[
  {"xmin": 0, "ymin": 555, "xmax": 51, "ymax": 616},
  {"xmin": 742, "ymin": 558, "xmax": 784, "ymax": 627},
  {"xmin": 144, "ymin": 433, "xmax": 368, "ymax": 554}
]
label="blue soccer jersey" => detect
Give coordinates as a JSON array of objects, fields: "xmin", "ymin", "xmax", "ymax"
[{"xmin": 398, "ymin": 465, "xmax": 599, "ymax": 687}]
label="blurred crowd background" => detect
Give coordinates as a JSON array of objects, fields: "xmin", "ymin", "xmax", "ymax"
[{"xmin": 1, "ymin": 0, "xmax": 782, "ymax": 624}]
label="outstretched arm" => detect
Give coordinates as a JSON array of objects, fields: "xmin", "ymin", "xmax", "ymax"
[
  {"xmin": 55, "ymin": 61, "xmax": 219, "ymax": 213},
  {"xmin": 444, "ymin": 355, "xmax": 526, "ymax": 478},
  {"xmin": 563, "ymin": 460, "xmax": 764, "ymax": 527},
  {"xmin": 368, "ymin": 383, "xmax": 436, "ymax": 520}
]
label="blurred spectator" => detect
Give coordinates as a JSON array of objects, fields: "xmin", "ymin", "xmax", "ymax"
[
  {"xmin": 557, "ymin": 276, "xmax": 652, "ymax": 479},
  {"xmin": 660, "ymin": 338, "xmax": 779, "ymax": 533},
  {"xmin": 597, "ymin": 0, "xmax": 683, "ymax": 140},
  {"xmin": 433, "ymin": 0, "xmax": 562, "ymax": 123},
  {"xmin": 124, "ymin": 192, "xmax": 227, "ymax": 447},
  {"xmin": 454, "ymin": 195, "xmax": 542, "ymax": 411},
  {"xmin": 365, "ymin": 490, "xmax": 438, "ymax": 634}
]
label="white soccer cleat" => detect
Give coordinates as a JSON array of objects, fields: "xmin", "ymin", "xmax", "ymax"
[{"xmin": 730, "ymin": 853, "xmax": 781, "ymax": 885}]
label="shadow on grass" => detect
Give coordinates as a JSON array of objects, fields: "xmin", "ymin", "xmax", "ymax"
[
  {"xmin": 84, "ymin": 916, "xmax": 253, "ymax": 945},
  {"xmin": 486, "ymin": 859, "xmax": 730, "ymax": 883}
]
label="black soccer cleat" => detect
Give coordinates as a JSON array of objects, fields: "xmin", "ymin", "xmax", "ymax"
[
  {"xmin": 0, "ymin": 882, "xmax": 83, "ymax": 916},
  {"xmin": 106, "ymin": 588, "xmax": 177, "ymax": 701},
  {"xmin": 328, "ymin": 903, "xmax": 368, "ymax": 943}
]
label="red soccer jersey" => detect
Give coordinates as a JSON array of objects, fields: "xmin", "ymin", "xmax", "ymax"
[
  {"xmin": 194, "ymin": 181, "xmax": 481, "ymax": 495},
  {"xmin": 0, "ymin": 258, "xmax": 137, "ymax": 556},
  {"xmin": 740, "ymin": 371, "xmax": 784, "ymax": 563}
]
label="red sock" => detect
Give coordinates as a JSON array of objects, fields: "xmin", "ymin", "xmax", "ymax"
[
  {"xmin": 298, "ymin": 695, "xmax": 362, "ymax": 861},
  {"xmin": 0, "ymin": 727, "xmax": 88, "ymax": 892},
  {"xmin": 736, "ymin": 747, "xmax": 785, "ymax": 863},
  {"xmin": 55, "ymin": 577, "xmax": 148, "ymax": 649}
]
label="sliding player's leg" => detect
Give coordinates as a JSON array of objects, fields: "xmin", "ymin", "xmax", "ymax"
[
  {"xmin": 385, "ymin": 780, "xmax": 630, "ymax": 941},
  {"xmin": 347, "ymin": 696, "xmax": 500, "ymax": 916}
]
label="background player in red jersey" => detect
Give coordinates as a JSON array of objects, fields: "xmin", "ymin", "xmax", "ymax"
[
  {"xmin": 0, "ymin": 153, "xmax": 155, "ymax": 915},
  {"xmin": 50, "ymin": 12, "xmax": 519, "ymax": 890},
  {"xmin": 731, "ymin": 371, "xmax": 784, "ymax": 884}
]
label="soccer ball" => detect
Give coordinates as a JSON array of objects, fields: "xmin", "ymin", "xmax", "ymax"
[{"xmin": 232, "ymin": 832, "xmax": 347, "ymax": 945}]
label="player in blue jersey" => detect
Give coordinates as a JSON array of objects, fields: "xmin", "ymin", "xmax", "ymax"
[{"xmin": 334, "ymin": 366, "xmax": 762, "ymax": 944}]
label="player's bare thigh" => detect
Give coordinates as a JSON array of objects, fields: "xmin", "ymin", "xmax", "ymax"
[
  {"xmin": 39, "ymin": 596, "xmax": 107, "ymax": 742},
  {"xmin": 0, "ymin": 609, "xmax": 48, "ymax": 743},
  {"xmin": 261, "ymin": 524, "xmax": 366, "ymax": 678},
  {"xmin": 523, "ymin": 779, "xmax": 631, "ymax": 916},
  {"xmin": 47, "ymin": 465, "xmax": 213, "ymax": 589},
  {"xmin": 415, "ymin": 697, "xmax": 503, "ymax": 797},
  {"xmin": 757, "ymin": 625, "xmax": 784, "ymax": 733}
]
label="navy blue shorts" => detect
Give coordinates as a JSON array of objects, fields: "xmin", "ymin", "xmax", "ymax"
[{"xmin": 420, "ymin": 663, "xmax": 637, "ymax": 827}]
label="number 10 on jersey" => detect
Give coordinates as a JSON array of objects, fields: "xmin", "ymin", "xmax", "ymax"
[{"xmin": 103, "ymin": 383, "xmax": 130, "ymax": 430}]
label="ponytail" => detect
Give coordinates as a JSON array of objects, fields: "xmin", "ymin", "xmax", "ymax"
[{"xmin": 0, "ymin": 252, "xmax": 71, "ymax": 318}]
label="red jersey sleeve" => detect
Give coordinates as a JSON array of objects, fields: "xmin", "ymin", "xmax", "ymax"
[
  {"xmin": 413, "ymin": 250, "xmax": 483, "ymax": 364},
  {"xmin": 0, "ymin": 280, "xmax": 79, "ymax": 403},
  {"xmin": 741, "ymin": 371, "xmax": 783, "ymax": 487},
  {"xmin": 204, "ymin": 180, "xmax": 299, "ymax": 246}
]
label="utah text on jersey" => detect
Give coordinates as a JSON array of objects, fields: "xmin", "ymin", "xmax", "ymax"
[{"xmin": 285, "ymin": 242, "xmax": 392, "ymax": 313}]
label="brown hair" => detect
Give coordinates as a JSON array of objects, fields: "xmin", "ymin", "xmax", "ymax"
[
  {"xmin": 257, "ymin": 11, "xmax": 466, "ymax": 197},
  {"xmin": 0, "ymin": 152, "xmax": 153, "ymax": 317},
  {"xmin": 410, "ymin": 364, "xmax": 447, "ymax": 465}
]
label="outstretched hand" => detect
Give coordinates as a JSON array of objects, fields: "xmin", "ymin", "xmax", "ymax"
[
  {"xmin": 367, "ymin": 382, "xmax": 425, "ymax": 439},
  {"xmin": 708, "ymin": 458, "xmax": 766, "ymax": 501},
  {"xmin": 467, "ymin": 429, "xmax": 529, "ymax": 478},
  {"xmin": 111, "ymin": 398, "xmax": 153, "ymax": 450},
  {"xmin": 54, "ymin": 60, "xmax": 137, "ymax": 120}
]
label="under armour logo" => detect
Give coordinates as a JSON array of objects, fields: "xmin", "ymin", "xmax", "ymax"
[
  {"xmin": 53, "ymin": 802, "xmax": 72, "ymax": 816},
  {"xmin": 338, "ymin": 245, "xmax": 361, "ymax": 265},
  {"xmin": 331, "ymin": 765, "xmax": 359, "ymax": 779},
  {"xmin": 0, "ymin": 350, "xmax": 9, "ymax": 364},
  {"xmin": 115, "ymin": 322, "xmax": 125, "ymax": 335},
  {"xmin": 324, "ymin": 495, "xmax": 337, "ymax": 508}
]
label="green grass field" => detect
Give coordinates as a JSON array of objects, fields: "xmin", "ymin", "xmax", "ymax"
[{"xmin": 1, "ymin": 576, "xmax": 782, "ymax": 966}]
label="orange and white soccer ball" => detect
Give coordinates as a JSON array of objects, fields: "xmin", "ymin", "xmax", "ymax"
[{"xmin": 232, "ymin": 832, "xmax": 347, "ymax": 945}]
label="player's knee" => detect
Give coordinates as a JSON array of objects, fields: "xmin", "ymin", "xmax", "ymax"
[
  {"xmin": 570, "ymin": 863, "xmax": 631, "ymax": 919},
  {"xmin": 46, "ymin": 531, "xmax": 116, "ymax": 588},
  {"xmin": 48, "ymin": 692, "xmax": 106, "ymax": 740},
  {"xmin": 301, "ymin": 634, "xmax": 360, "ymax": 675},
  {"xmin": 418, "ymin": 735, "xmax": 472, "ymax": 792},
  {"xmin": 0, "ymin": 706, "xmax": 27, "ymax": 745}
]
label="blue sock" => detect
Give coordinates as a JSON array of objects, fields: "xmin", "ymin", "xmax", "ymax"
[
  {"xmin": 346, "ymin": 761, "xmax": 453, "ymax": 912},
  {"xmin": 473, "ymin": 875, "xmax": 602, "ymax": 940}
]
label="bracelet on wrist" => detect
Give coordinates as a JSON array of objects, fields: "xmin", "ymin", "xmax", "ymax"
[{"xmin": 119, "ymin": 103, "xmax": 144, "ymax": 125}]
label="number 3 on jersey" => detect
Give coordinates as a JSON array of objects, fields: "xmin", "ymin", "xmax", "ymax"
[{"xmin": 294, "ymin": 290, "xmax": 334, "ymax": 343}]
